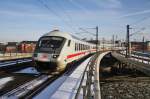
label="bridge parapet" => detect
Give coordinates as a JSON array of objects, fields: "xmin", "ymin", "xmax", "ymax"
[
  {"xmin": 118, "ymin": 51, "xmax": 150, "ymax": 64},
  {"xmin": 111, "ymin": 52, "xmax": 150, "ymax": 76},
  {"xmin": 75, "ymin": 51, "xmax": 110, "ymax": 99}
]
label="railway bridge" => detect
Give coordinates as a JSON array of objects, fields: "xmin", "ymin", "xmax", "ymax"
[{"xmin": 0, "ymin": 50, "xmax": 150, "ymax": 99}]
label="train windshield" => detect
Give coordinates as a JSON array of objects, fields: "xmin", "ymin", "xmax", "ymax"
[{"xmin": 39, "ymin": 36, "xmax": 64, "ymax": 49}]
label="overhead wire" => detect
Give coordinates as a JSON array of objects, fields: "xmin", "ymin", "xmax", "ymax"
[
  {"xmin": 37, "ymin": 0, "xmax": 60, "ymax": 19},
  {"xmin": 37, "ymin": 0, "xmax": 76, "ymax": 33},
  {"xmin": 68, "ymin": 0, "xmax": 90, "ymax": 14},
  {"xmin": 130, "ymin": 27, "xmax": 146, "ymax": 37},
  {"xmin": 130, "ymin": 15, "xmax": 150, "ymax": 26},
  {"xmin": 54, "ymin": 0, "xmax": 78, "ymax": 33},
  {"xmin": 129, "ymin": 12, "xmax": 150, "ymax": 41}
]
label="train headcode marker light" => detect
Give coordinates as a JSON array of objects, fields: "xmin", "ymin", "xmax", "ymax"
[{"xmin": 53, "ymin": 55, "xmax": 59, "ymax": 58}]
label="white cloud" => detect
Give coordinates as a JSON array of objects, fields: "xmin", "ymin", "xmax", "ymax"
[
  {"xmin": 69, "ymin": 0, "xmax": 122, "ymax": 9},
  {"xmin": 92, "ymin": 0, "xmax": 122, "ymax": 9},
  {"xmin": 119, "ymin": 9, "xmax": 150, "ymax": 18},
  {"xmin": 0, "ymin": 9, "xmax": 58, "ymax": 20},
  {"xmin": 68, "ymin": 0, "xmax": 91, "ymax": 14},
  {"xmin": 107, "ymin": 0, "xmax": 122, "ymax": 8}
]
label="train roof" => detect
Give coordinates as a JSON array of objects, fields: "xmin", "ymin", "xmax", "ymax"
[
  {"xmin": 43, "ymin": 30, "xmax": 72, "ymax": 39},
  {"xmin": 42, "ymin": 30, "xmax": 95, "ymax": 46}
]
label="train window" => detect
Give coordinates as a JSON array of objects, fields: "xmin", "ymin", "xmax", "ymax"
[
  {"xmin": 82, "ymin": 44, "xmax": 83, "ymax": 50},
  {"xmin": 39, "ymin": 36, "xmax": 64, "ymax": 49},
  {"xmin": 83, "ymin": 44, "xmax": 84, "ymax": 50},
  {"xmin": 79, "ymin": 44, "xmax": 81, "ymax": 51},
  {"xmin": 76, "ymin": 43, "xmax": 77, "ymax": 51},
  {"xmin": 77, "ymin": 44, "xmax": 78, "ymax": 51},
  {"xmin": 68, "ymin": 40, "xmax": 71, "ymax": 47},
  {"xmin": 75, "ymin": 43, "xmax": 77, "ymax": 51},
  {"xmin": 83, "ymin": 45, "xmax": 84, "ymax": 50},
  {"xmin": 75, "ymin": 43, "xmax": 76, "ymax": 51},
  {"xmin": 83, "ymin": 45, "xmax": 85, "ymax": 50}
]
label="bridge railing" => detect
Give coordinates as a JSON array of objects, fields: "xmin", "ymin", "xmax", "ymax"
[
  {"xmin": 75, "ymin": 54, "xmax": 97, "ymax": 99},
  {"xmin": 118, "ymin": 51, "xmax": 150, "ymax": 64},
  {"xmin": 75, "ymin": 52, "xmax": 110, "ymax": 99}
]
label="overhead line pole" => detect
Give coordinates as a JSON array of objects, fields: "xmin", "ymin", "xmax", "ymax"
[
  {"xmin": 79, "ymin": 26, "xmax": 99, "ymax": 54},
  {"xmin": 96, "ymin": 26, "xmax": 98, "ymax": 54},
  {"xmin": 142, "ymin": 36, "xmax": 145, "ymax": 53},
  {"xmin": 126, "ymin": 24, "xmax": 130, "ymax": 58},
  {"xmin": 125, "ymin": 25, "xmax": 146, "ymax": 57}
]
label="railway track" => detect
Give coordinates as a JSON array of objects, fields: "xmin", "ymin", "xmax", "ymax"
[
  {"xmin": 0, "ymin": 72, "xmax": 60, "ymax": 99},
  {"xmin": 0, "ymin": 58, "xmax": 60, "ymax": 98},
  {"xmin": 0, "ymin": 58, "xmax": 32, "ymax": 73},
  {"xmin": 100, "ymin": 54, "xmax": 150, "ymax": 99},
  {"xmin": 0, "ymin": 54, "xmax": 92, "ymax": 98}
]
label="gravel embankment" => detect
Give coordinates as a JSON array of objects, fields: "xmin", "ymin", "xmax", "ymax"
[
  {"xmin": 100, "ymin": 53, "xmax": 150, "ymax": 99},
  {"xmin": 100, "ymin": 76, "xmax": 150, "ymax": 99}
]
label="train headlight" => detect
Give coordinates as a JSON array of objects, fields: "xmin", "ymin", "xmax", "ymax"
[{"xmin": 53, "ymin": 55, "xmax": 59, "ymax": 58}]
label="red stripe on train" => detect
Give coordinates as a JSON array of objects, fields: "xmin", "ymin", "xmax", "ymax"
[
  {"xmin": 66, "ymin": 49, "xmax": 96, "ymax": 59},
  {"xmin": 67, "ymin": 52, "xmax": 86, "ymax": 59}
]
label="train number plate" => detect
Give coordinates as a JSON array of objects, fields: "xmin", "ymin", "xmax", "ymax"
[
  {"xmin": 42, "ymin": 54, "xmax": 48, "ymax": 58},
  {"xmin": 38, "ymin": 53, "xmax": 51, "ymax": 61}
]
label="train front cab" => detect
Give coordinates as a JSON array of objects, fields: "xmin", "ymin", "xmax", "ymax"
[{"xmin": 33, "ymin": 36, "xmax": 67, "ymax": 72}]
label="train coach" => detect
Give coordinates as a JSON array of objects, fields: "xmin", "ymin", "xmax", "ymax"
[{"xmin": 33, "ymin": 30, "xmax": 97, "ymax": 72}]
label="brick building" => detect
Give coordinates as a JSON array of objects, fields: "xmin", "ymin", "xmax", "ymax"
[
  {"xmin": 131, "ymin": 41, "xmax": 149, "ymax": 51},
  {"xmin": 0, "ymin": 43, "xmax": 6, "ymax": 53},
  {"xmin": 18, "ymin": 41, "xmax": 37, "ymax": 53},
  {"xmin": 5, "ymin": 42, "xmax": 18, "ymax": 53}
]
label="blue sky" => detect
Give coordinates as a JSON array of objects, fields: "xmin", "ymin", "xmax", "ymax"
[{"xmin": 0, "ymin": 0, "xmax": 150, "ymax": 42}]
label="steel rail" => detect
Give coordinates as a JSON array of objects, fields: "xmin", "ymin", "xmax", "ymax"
[
  {"xmin": 0, "ymin": 59, "xmax": 32, "ymax": 67},
  {"xmin": 0, "ymin": 59, "xmax": 32, "ymax": 73},
  {"xmin": 0, "ymin": 57, "xmax": 32, "ymax": 62},
  {"xmin": 0, "ymin": 74, "xmax": 52, "ymax": 98},
  {"xmin": 22, "ymin": 73, "xmax": 60, "ymax": 99}
]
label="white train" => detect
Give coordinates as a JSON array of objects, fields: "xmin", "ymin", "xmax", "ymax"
[{"xmin": 33, "ymin": 30, "xmax": 97, "ymax": 72}]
